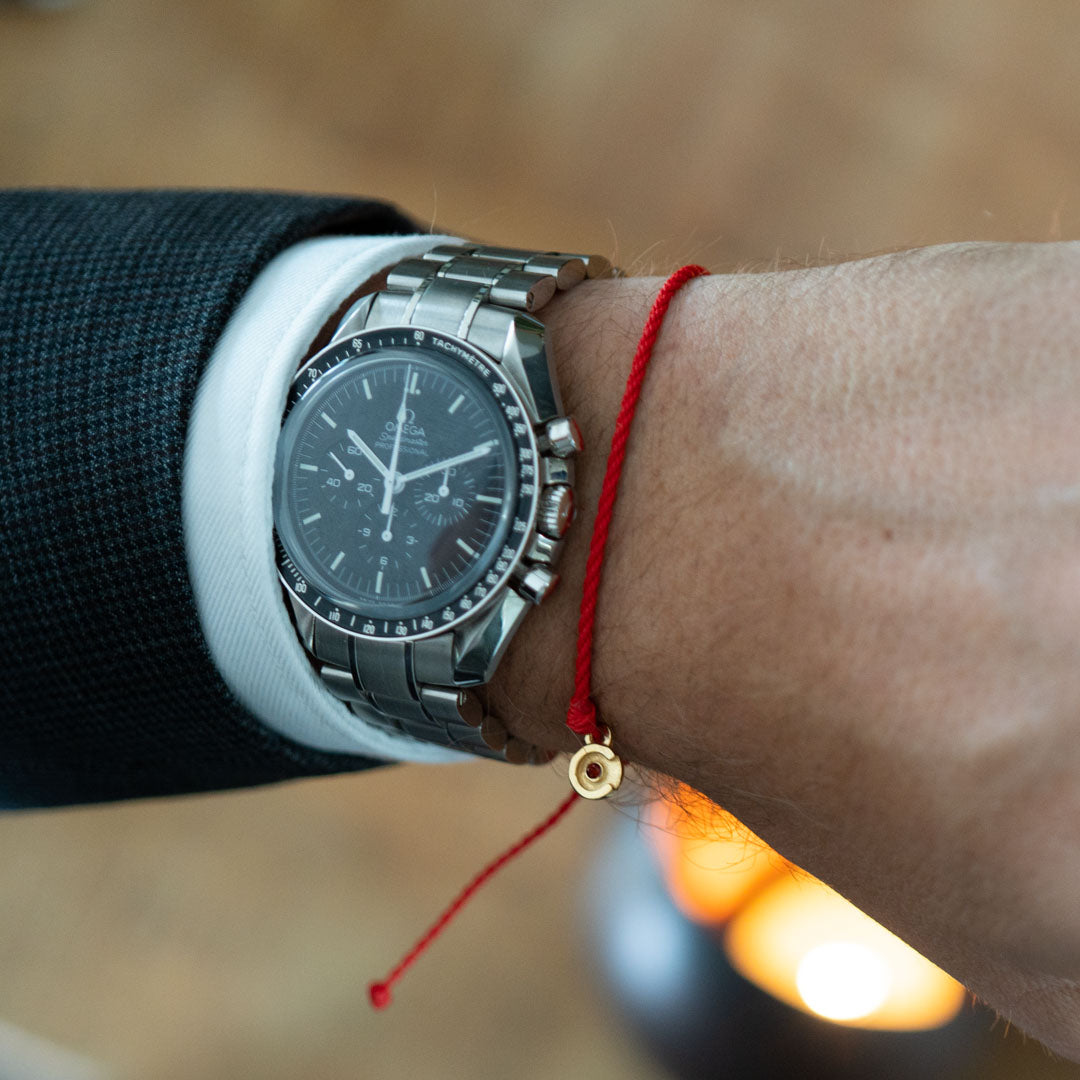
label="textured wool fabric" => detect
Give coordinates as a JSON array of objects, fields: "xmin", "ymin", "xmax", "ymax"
[{"xmin": 0, "ymin": 189, "xmax": 418, "ymax": 807}]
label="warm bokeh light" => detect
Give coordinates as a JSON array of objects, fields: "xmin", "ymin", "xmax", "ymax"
[
  {"xmin": 795, "ymin": 941, "xmax": 892, "ymax": 1022},
  {"xmin": 645, "ymin": 788, "xmax": 783, "ymax": 923},
  {"xmin": 724, "ymin": 875, "xmax": 967, "ymax": 1031},
  {"xmin": 648, "ymin": 786, "xmax": 967, "ymax": 1032}
]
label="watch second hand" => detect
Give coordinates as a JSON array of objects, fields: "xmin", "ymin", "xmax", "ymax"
[
  {"xmin": 379, "ymin": 367, "xmax": 413, "ymax": 532},
  {"xmin": 328, "ymin": 451, "xmax": 355, "ymax": 481}
]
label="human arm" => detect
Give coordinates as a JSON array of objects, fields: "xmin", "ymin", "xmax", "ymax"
[{"xmin": 490, "ymin": 241, "xmax": 1080, "ymax": 1060}]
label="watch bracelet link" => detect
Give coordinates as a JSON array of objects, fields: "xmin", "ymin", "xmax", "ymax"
[{"xmin": 294, "ymin": 243, "xmax": 614, "ymax": 764}]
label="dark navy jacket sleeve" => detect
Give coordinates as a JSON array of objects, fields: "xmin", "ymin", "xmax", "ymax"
[{"xmin": 0, "ymin": 189, "xmax": 416, "ymax": 807}]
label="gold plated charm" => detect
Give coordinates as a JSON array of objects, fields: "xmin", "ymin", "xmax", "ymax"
[{"xmin": 568, "ymin": 727, "xmax": 623, "ymax": 799}]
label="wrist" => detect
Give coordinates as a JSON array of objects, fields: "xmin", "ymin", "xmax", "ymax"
[{"xmin": 486, "ymin": 271, "xmax": 732, "ymax": 770}]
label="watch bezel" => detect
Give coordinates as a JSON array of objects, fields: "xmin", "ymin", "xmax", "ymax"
[{"xmin": 274, "ymin": 325, "xmax": 541, "ymax": 643}]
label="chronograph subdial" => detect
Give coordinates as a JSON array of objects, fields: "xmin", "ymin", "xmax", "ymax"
[
  {"xmin": 412, "ymin": 467, "xmax": 478, "ymax": 527},
  {"xmin": 315, "ymin": 441, "xmax": 383, "ymax": 512},
  {"xmin": 355, "ymin": 502, "xmax": 422, "ymax": 560}
]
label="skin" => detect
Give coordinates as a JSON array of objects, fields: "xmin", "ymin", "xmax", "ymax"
[{"xmin": 484, "ymin": 241, "xmax": 1080, "ymax": 1060}]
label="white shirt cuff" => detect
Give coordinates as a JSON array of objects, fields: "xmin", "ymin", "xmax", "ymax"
[{"xmin": 182, "ymin": 233, "xmax": 475, "ymax": 763}]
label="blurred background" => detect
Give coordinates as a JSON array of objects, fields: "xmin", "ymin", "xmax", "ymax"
[{"xmin": 4, "ymin": 1, "xmax": 1080, "ymax": 1078}]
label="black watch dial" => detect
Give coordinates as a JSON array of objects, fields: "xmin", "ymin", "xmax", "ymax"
[{"xmin": 274, "ymin": 329, "xmax": 538, "ymax": 639}]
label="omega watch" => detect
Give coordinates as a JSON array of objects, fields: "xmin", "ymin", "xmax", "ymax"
[{"xmin": 273, "ymin": 243, "xmax": 613, "ymax": 764}]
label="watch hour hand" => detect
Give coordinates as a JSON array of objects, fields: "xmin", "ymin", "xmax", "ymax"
[
  {"xmin": 397, "ymin": 441, "xmax": 497, "ymax": 486},
  {"xmin": 346, "ymin": 428, "xmax": 389, "ymax": 479}
]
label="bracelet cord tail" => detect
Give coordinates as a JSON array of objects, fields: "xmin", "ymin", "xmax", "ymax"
[{"xmin": 370, "ymin": 265, "xmax": 710, "ymax": 1008}]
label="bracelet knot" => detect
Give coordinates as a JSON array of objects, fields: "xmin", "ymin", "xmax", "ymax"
[{"xmin": 566, "ymin": 695, "xmax": 601, "ymax": 738}]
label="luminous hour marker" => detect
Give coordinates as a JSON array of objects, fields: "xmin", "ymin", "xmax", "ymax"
[
  {"xmin": 299, "ymin": 463, "xmax": 319, "ymax": 472},
  {"xmin": 302, "ymin": 512, "xmax": 322, "ymax": 525},
  {"xmin": 456, "ymin": 538, "xmax": 477, "ymax": 557},
  {"xmin": 320, "ymin": 411, "xmax": 337, "ymax": 429},
  {"xmin": 420, "ymin": 566, "xmax": 432, "ymax": 588},
  {"xmin": 409, "ymin": 371, "xmax": 419, "ymax": 393},
  {"xmin": 448, "ymin": 394, "xmax": 464, "ymax": 414},
  {"xmin": 362, "ymin": 378, "xmax": 373, "ymax": 400},
  {"xmin": 330, "ymin": 551, "xmax": 345, "ymax": 571},
  {"xmin": 476, "ymin": 494, "xmax": 501, "ymax": 505},
  {"xmin": 375, "ymin": 570, "xmax": 384, "ymax": 594}
]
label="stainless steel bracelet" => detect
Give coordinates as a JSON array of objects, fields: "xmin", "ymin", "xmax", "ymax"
[{"xmin": 288, "ymin": 243, "xmax": 612, "ymax": 764}]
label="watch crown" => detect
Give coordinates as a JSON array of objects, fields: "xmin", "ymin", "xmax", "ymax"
[
  {"xmin": 541, "ymin": 416, "xmax": 583, "ymax": 458},
  {"xmin": 538, "ymin": 484, "xmax": 574, "ymax": 538},
  {"xmin": 516, "ymin": 565, "xmax": 560, "ymax": 605}
]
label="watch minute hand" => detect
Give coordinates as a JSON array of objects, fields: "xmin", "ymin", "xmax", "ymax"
[
  {"xmin": 346, "ymin": 428, "xmax": 389, "ymax": 479},
  {"xmin": 398, "ymin": 441, "xmax": 497, "ymax": 485}
]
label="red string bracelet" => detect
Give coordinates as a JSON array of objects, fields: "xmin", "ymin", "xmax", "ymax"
[{"xmin": 369, "ymin": 264, "xmax": 710, "ymax": 1010}]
